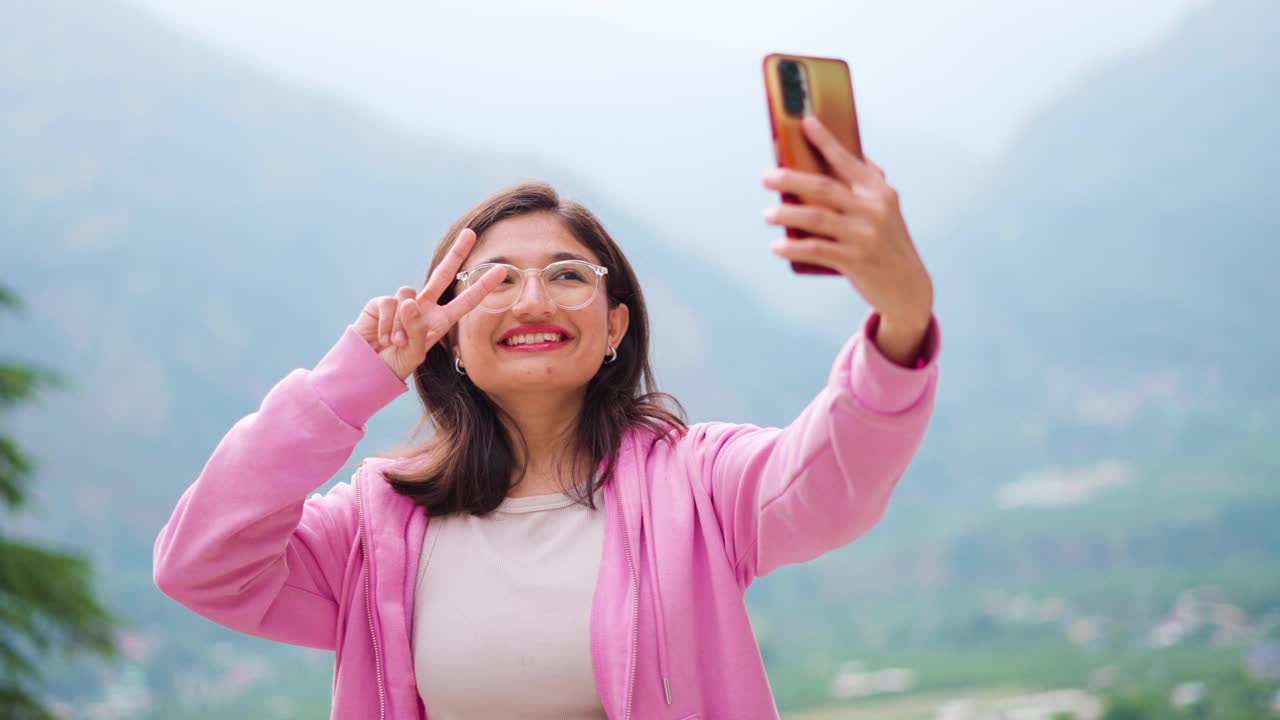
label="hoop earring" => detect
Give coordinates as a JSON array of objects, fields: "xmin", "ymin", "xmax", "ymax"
[
  {"xmin": 454, "ymin": 357, "xmax": 467, "ymax": 376},
  {"xmin": 604, "ymin": 345, "xmax": 618, "ymax": 365}
]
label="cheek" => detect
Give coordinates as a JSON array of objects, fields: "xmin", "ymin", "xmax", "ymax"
[{"xmin": 457, "ymin": 318, "xmax": 493, "ymax": 352}]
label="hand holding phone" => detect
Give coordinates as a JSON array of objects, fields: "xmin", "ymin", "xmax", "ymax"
[{"xmin": 762, "ymin": 53, "xmax": 863, "ymax": 275}]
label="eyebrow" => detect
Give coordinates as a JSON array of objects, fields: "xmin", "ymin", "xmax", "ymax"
[{"xmin": 477, "ymin": 251, "xmax": 591, "ymax": 266}]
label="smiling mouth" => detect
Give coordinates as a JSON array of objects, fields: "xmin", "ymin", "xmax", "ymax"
[{"xmin": 499, "ymin": 332, "xmax": 571, "ymax": 350}]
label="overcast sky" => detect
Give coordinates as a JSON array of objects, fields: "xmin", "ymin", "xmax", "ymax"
[{"xmin": 126, "ymin": 0, "xmax": 1205, "ymax": 155}]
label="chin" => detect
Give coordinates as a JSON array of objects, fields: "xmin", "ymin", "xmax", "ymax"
[{"xmin": 492, "ymin": 363, "xmax": 597, "ymax": 392}]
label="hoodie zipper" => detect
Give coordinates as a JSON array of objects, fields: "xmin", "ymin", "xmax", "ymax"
[
  {"xmin": 355, "ymin": 472, "xmax": 387, "ymax": 720},
  {"xmin": 414, "ymin": 505, "xmax": 440, "ymax": 606},
  {"xmin": 413, "ymin": 515, "xmax": 429, "ymax": 720},
  {"xmin": 614, "ymin": 479, "xmax": 638, "ymax": 720}
]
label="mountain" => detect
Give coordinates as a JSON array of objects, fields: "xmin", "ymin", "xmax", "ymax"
[
  {"xmin": 944, "ymin": 0, "xmax": 1279, "ymax": 396},
  {"xmin": 2, "ymin": 0, "xmax": 1278, "ymax": 715},
  {"xmin": 747, "ymin": 2, "xmax": 1280, "ymax": 708},
  {"xmin": 0, "ymin": 1, "xmax": 842, "ymax": 709},
  {"xmin": 867, "ymin": 0, "xmax": 1280, "ymax": 511},
  {"xmin": 0, "ymin": 0, "xmax": 841, "ymax": 524},
  {"xmin": 128, "ymin": 0, "xmax": 994, "ymax": 343}
]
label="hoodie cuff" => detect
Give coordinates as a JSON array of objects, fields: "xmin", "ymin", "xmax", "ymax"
[
  {"xmin": 309, "ymin": 325, "xmax": 409, "ymax": 429},
  {"xmin": 832, "ymin": 311, "xmax": 941, "ymax": 415}
]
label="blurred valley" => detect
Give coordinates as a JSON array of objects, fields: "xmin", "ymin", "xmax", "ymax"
[{"xmin": 1, "ymin": 0, "xmax": 1277, "ymax": 717}]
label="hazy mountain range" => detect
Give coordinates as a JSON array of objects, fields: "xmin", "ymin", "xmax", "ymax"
[{"xmin": 1, "ymin": 0, "xmax": 1275, "ymax": 715}]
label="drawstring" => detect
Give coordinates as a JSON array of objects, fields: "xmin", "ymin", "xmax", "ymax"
[{"xmin": 634, "ymin": 451, "xmax": 673, "ymax": 705}]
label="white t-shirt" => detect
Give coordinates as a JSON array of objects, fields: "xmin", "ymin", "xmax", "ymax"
[{"xmin": 411, "ymin": 478, "xmax": 608, "ymax": 719}]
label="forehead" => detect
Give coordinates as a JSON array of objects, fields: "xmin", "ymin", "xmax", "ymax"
[{"xmin": 468, "ymin": 212, "xmax": 600, "ymax": 267}]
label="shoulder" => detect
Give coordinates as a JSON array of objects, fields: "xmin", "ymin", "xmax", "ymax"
[
  {"xmin": 620, "ymin": 418, "xmax": 773, "ymax": 474},
  {"xmin": 632, "ymin": 419, "xmax": 775, "ymax": 457},
  {"xmin": 354, "ymin": 453, "xmax": 429, "ymax": 506}
]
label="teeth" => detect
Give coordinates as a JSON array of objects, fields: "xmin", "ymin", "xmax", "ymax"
[{"xmin": 504, "ymin": 332, "xmax": 565, "ymax": 346}]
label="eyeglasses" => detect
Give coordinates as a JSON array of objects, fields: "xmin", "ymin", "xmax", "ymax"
[{"xmin": 455, "ymin": 259, "xmax": 609, "ymax": 313}]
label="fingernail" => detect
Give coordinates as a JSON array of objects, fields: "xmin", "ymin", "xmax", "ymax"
[
  {"xmin": 381, "ymin": 335, "xmax": 389, "ymax": 345},
  {"xmin": 394, "ymin": 330, "xmax": 405, "ymax": 343}
]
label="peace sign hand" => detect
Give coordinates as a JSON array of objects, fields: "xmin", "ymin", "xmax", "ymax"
[{"xmin": 352, "ymin": 228, "xmax": 505, "ymax": 381}]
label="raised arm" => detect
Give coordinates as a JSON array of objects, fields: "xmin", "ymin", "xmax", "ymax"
[
  {"xmin": 685, "ymin": 311, "xmax": 938, "ymax": 588},
  {"xmin": 153, "ymin": 227, "xmax": 504, "ymax": 645},
  {"xmin": 690, "ymin": 110, "xmax": 940, "ymax": 587},
  {"xmin": 152, "ymin": 327, "xmax": 409, "ymax": 646}
]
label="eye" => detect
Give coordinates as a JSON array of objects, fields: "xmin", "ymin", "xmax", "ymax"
[
  {"xmin": 477, "ymin": 264, "xmax": 516, "ymax": 284},
  {"xmin": 549, "ymin": 261, "xmax": 594, "ymax": 282}
]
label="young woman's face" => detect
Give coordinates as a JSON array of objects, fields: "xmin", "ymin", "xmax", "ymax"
[{"xmin": 449, "ymin": 212, "xmax": 629, "ymax": 399}]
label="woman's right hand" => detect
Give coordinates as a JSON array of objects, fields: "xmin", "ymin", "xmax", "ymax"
[{"xmin": 353, "ymin": 228, "xmax": 505, "ymax": 381}]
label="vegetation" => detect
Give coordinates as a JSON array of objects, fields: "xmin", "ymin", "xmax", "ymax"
[{"xmin": 0, "ymin": 284, "xmax": 119, "ymax": 719}]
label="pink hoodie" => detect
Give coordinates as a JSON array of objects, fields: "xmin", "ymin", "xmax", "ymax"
[{"xmin": 154, "ymin": 311, "xmax": 939, "ymax": 719}]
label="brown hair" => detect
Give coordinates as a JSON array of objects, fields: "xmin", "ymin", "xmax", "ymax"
[{"xmin": 377, "ymin": 181, "xmax": 687, "ymax": 516}]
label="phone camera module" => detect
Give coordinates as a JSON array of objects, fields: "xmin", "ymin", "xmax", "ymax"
[{"xmin": 778, "ymin": 61, "xmax": 807, "ymax": 116}]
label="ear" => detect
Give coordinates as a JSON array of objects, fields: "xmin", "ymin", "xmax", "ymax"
[{"xmin": 607, "ymin": 301, "xmax": 630, "ymax": 352}]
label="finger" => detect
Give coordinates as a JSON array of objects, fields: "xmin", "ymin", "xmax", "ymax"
[
  {"xmin": 762, "ymin": 168, "xmax": 857, "ymax": 213},
  {"xmin": 391, "ymin": 287, "xmax": 415, "ymax": 346},
  {"xmin": 801, "ymin": 115, "xmax": 875, "ymax": 187},
  {"xmin": 763, "ymin": 203, "xmax": 847, "ymax": 239},
  {"xmin": 420, "ymin": 228, "xmax": 479, "ymax": 304},
  {"xmin": 864, "ymin": 156, "xmax": 887, "ymax": 180},
  {"xmin": 769, "ymin": 237, "xmax": 848, "ymax": 271},
  {"xmin": 377, "ymin": 297, "xmax": 397, "ymax": 347},
  {"xmin": 442, "ymin": 265, "xmax": 505, "ymax": 326},
  {"xmin": 398, "ymin": 297, "xmax": 428, "ymax": 348}
]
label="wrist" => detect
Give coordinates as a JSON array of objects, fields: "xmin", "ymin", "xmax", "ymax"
[{"xmin": 873, "ymin": 310, "xmax": 932, "ymax": 368}]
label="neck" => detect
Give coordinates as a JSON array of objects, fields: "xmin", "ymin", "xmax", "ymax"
[{"xmin": 493, "ymin": 388, "xmax": 588, "ymax": 497}]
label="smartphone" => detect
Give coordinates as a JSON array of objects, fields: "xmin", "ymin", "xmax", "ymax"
[{"xmin": 763, "ymin": 53, "xmax": 863, "ymax": 275}]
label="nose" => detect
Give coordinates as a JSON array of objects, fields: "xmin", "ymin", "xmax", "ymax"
[{"xmin": 510, "ymin": 270, "xmax": 555, "ymax": 317}]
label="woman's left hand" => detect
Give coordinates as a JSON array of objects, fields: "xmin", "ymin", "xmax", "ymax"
[{"xmin": 762, "ymin": 114, "xmax": 934, "ymax": 366}]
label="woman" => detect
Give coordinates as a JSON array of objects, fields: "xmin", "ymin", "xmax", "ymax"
[{"xmin": 153, "ymin": 115, "xmax": 940, "ymax": 720}]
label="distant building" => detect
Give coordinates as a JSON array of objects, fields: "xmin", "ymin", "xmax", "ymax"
[
  {"xmin": 1087, "ymin": 665, "xmax": 1120, "ymax": 691},
  {"xmin": 993, "ymin": 461, "xmax": 1134, "ymax": 509},
  {"xmin": 1247, "ymin": 642, "xmax": 1280, "ymax": 680},
  {"xmin": 933, "ymin": 689, "xmax": 1102, "ymax": 720},
  {"xmin": 829, "ymin": 661, "xmax": 916, "ymax": 700},
  {"xmin": 1150, "ymin": 617, "xmax": 1187, "ymax": 648},
  {"xmin": 1069, "ymin": 618, "xmax": 1101, "ymax": 647},
  {"xmin": 1170, "ymin": 681, "xmax": 1206, "ymax": 708}
]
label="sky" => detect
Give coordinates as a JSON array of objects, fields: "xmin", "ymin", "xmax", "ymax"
[
  {"xmin": 121, "ymin": 0, "xmax": 1208, "ymax": 335},
  {"xmin": 125, "ymin": 0, "xmax": 1205, "ymax": 155}
]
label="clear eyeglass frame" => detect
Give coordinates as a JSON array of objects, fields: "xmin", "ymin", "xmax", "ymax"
[{"xmin": 455, "ymin": 259, "xmax": 609, "ymax": 313}]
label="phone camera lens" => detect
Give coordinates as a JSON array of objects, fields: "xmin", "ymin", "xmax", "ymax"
[
  {"xmin": 777, "ymin": 60, "xmax": 806, "ymax": 115},
  {"xmin": 783, "ymin": 91, "xmax": 805, "ymax": 115}
]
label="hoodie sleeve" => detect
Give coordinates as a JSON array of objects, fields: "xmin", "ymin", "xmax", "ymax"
[
  {"xmin": 152, "ymin": 325, "xmax": 409, "ymax": 648},
  {"xmin": 683, "ymin": 311, "xmax": 940, "ymax": 589}
]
